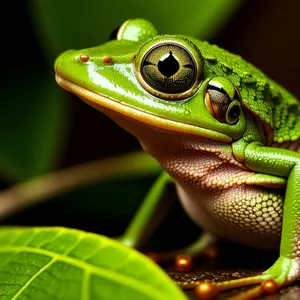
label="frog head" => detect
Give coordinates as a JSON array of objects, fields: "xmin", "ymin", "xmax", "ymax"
[{"xmin": 55, "ymin": 19, "xmax": 248, "ymax": 153}]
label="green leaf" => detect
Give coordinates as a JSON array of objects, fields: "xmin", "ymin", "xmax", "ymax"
[
  {"xmin": 29, "ymin": 0, "xmax": 244, "ymax": 60},
  {"xmin": 0, "ymin": 70, "xmax": 69, "ymax": 182},
  {"xmin": 0, "ymin": 227, "xmax": 187, "ymax": 300}
]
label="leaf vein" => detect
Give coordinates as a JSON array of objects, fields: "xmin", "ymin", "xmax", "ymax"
[
  {"xmin": 11, "ymin": 257, "xmax": 56, "ymax": 300},
  {"xmin": 0, "ymin": 246, "xmax": 167, "ymax": 300}
]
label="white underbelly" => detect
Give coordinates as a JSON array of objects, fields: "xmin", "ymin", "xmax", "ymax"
[
  {"xmin": 176, "ymin": 183, "xmax": 225, "ymax": 236},
  {"xmin": 175, "ymin": 182, "xmax": 281, "ymax": 249}
]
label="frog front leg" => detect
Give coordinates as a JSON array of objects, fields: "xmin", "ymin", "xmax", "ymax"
[
  {"xmin": 194, "ymin": 142, "xmax": 300, "ymax": 300},
  {"xmin": 118, "ymin": 171, "xmax": 173, "ymax": 248},
  {"xmin": 118, "ymin": 171, "xmax": 216, "ymax": 263}
]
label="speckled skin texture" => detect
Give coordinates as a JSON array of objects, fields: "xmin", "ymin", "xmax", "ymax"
[
  {"xmin": 161, "ymin": 137, "xmax": 285, "ymax": 249},
  {"xmin": 107, "ymin": 111, "xmax": 287, "ymax": 249},
  {"xmin": 294, "ymin": 218, "xmax": 300, "ymax": 258},
  {"xmin": 197, "ymin": 40, "xmax": 300, "ymax": 144}
]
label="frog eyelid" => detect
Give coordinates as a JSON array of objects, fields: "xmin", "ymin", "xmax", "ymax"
[{"xmin": 206, "ymin": 84, "xmax": 227, "ymax": 96}]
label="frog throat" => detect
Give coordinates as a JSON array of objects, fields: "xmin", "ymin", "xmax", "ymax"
[{"xmin": 55, "ymin": 74, "xmax": 232, "ymax": 143}]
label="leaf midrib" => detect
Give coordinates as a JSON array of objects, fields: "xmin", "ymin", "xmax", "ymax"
[{"xmin": 0, "ymin": 246, "xmax": 168, "ymax": 300}]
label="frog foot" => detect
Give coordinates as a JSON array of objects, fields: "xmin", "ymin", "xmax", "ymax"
[
  {"xmin": 183, "ymin": 256, "xmax": 300, "ymax": 300},
  {"xmin": 146, "ymin": 246, "xmax": 218, "ymax": 267},
  {"xmin": 145, "ymin": 232, "xmax": 217, "ymax": 265}
]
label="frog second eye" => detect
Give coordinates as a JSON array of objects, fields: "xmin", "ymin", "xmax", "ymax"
[
  {"xmin": 205, "ymin": 77, "xmax": 242, "ymax": 125},
  {"xmin": 134, "ymin": 39, "xmax": 203, "ymax": 100},
  {"xmin": 110, "ymin": 19, "xmax": 158, "ymax": 41},
  {"xmin": 109, "ymin": 26, "xmax": 121, "ymax": 40}
]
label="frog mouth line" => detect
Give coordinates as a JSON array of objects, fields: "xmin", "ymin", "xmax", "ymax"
[{"xmin": 55, "ymin": 74, "xmax": 232, "ymax": 142}]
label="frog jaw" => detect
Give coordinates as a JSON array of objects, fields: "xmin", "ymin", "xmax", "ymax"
[{"xmin": 56, "ymin": 74, "xmax": 232, "ymax": 143}]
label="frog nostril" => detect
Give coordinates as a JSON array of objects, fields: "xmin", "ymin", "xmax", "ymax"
[
  {"xmin": 102, "ymin": 56, "xmax": 113, "ymax": 65},
  {"xmin": 79, "ymin": 54, "xmax": 90, "ymax": 63}
]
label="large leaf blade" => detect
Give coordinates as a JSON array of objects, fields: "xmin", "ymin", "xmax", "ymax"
[{"xmin": 0, "ymin": 227, "xmax": 187, "ymax": 300}]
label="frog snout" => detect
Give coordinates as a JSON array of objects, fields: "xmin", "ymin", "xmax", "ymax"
[{"xmin": 54, "ymin": 49, "xmax": 76, "ymax": 72}]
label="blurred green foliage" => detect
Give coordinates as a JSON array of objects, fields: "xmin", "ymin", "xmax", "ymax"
[
  {"xmin": 29, "ymin": 0, "xmax": 244, "ymax": 60},
  {"xmin": 0, "ymin": 72, "xmax": 67, "ymax": 181}
]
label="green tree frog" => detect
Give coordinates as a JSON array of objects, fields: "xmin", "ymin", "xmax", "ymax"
[{"xmin": 54, "ymin": 19, "xmax": 300, "ymax": 299}]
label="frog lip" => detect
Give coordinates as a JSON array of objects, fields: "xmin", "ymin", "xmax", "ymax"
[{"xmin": 55, "ymin": 74, "xmax": 232, "ymax": 142}]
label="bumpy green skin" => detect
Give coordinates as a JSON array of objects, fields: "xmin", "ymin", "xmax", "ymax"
[
  {"xmin": 198, "ymin": 41, "xmax": 300, "ymax": 143},
  {"xmin": 55, "ymin": 18, "xmax": 300, "ymax": 296}
]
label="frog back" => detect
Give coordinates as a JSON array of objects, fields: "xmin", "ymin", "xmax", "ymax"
[{"xmin": 194, "ymin": 39, "xmax": 300, "ymax": 146}]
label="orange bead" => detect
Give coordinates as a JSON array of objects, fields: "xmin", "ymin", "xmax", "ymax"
[
  {"xmin": 261, "ymin": 279, "xmax": 278, "ymax": 294},
  {"xmin": 79, "ymin": 54, "xmax": 89, "ymax": 62},
  {"xmin": 102, "ymin": 55, "xmax": 113, "ymax": 64},
  {"xmin": 175, "ymin": 255, "xmax": 193, "ymax": 272},
  {"xmin": 204, "ymin": 246, "xmax": 218, "ymax": 259},
  {"xmin": 194, "ymin": 282, "xmax": 218, "ymax": 299}
]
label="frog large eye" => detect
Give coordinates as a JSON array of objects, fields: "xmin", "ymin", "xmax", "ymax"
[
  {"xmin": 205, "ymin": 77, "xmax": 242, "ymax": 125},
  {"xmin": 134, "ymin": 38, "xmax": 203, "ymax": 100}
]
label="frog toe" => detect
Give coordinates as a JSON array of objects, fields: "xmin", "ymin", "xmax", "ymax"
[
  {"xmin": 180, "ymin": 257, "xmax": 300, "ymax": 300},
  {"xmin": 145, "ymin": 232, "xmax": 217, "ymax": 265}
]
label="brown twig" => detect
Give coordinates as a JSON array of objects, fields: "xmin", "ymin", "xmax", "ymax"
[{"xmin": 0, "ymin": 151, "xmax": 161, "ymax": 220}]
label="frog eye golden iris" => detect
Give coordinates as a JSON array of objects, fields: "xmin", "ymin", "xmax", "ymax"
[
  {"xmin": 141, "ymin": 44, "xmax": 196, "ymax": 94},
  {"xmin": 205, "ymin": 77, "xmax": 242, "ymax": 125},
  {"xmin": 134, "ymin": 39, "xmax": 203, "ymax": 100}
]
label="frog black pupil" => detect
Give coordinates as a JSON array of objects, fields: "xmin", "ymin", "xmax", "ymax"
[
  {"xmin": 229, "ymin": 104, "xmax": 240, "ymax": 119},
  {"xmin": 157, "ymin": 51, "xmax": 179, "ymax": 78}
]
